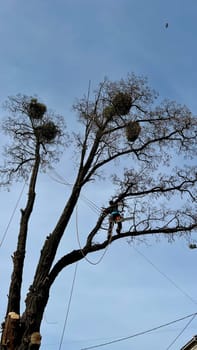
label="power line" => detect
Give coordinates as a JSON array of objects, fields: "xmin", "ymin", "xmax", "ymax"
[
  {"xmin": 80, "ymin": 312, "xmax": 197, "ymax": 350},
  {"xmin": 58, "ymin": 263, "xmax": 78, "ymax": 350},
  {"xmin": 166, "ymin": 313, "xmax": 196, "ymax": 350},
  {"xmin": 132, "ymin": 245, "xmax": 197, "ymax": 305},
  {"xmin": 43, "ymin": 313, "xmax": 58, "ymax": 325},
  {"xmin": 80, "ymin": 195, "xmax": 101, "ymax": 215},
  {"xmin": 131, "ymin": 246, "xmax": 197, "ymax": 349},
  {"xmin": 48, "ymin": 169, "xmax": 101, "ymax": 215},
  {"xmin": 0, "ymin": 181, "xmax": 27, "ymax": 248}
]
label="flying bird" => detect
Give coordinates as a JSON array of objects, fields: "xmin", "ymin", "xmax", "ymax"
[{"xmin": 165, "ymin": 22, "xmax": 168, "ymax": 28}]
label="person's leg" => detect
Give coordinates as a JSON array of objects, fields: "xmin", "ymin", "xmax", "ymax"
[
  {"xmin": 108, "ymin": 221, "xmax": 114, "ymax": 239},
  {"xmin": 116, "ymin": 221, "xmax": 122, "ymax": 234}
]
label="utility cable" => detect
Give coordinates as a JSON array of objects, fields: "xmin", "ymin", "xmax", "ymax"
[
  {"xmin": 132, "ymin": 245, "xmax": 197, "ymax": 305},
  {"xmin": 0, "ymin": 181, "xmax": 27, "ymax": 248},
  {"xmin": 43, "ymin": 313, "xmax": 57, "ymax": 325},
  {"xmin": 58, "ymin": 262, "xmax": 78, "ymax": 350},
  {"xmin": 132, "ymin": 246, "xmax": 197, "ymax": 348},
  {"xmin": 165, "ymin": 313, "xmax": 196, "ymax": 350},
  {"xmin": 48, "ymin": 170, "xmax": 101, "ymax": 215},
  {"xmin": 80, "ymin": 312, "xmax": 197, "ymax": 350},
  {"xmin": 80, "ymin": 195, "xmax": 101, "ymax": 215}
]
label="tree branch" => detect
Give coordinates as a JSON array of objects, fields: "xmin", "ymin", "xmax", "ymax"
[{"xmin": 48, "ymin": 221, "xmax": 197, "ymax": 286}]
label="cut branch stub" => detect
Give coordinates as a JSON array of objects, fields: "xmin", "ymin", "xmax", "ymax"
[
  {"xmin": 28, "ymin": 99, "xmax": 47, "ymax": 120},
  {"xmin": 111, "ymin": 92, "xmax": 132, "ymax": 115},
  {"xmin": 125, "ymin": 121, "xmax": 141, "ymax": 142},
  {"xmin": 1, "ymin": 312, "xmax": 20, "ymax": 349},
  {"xmin": 30, "ymin": 332, "xmax": 42, "ymax": 345}
]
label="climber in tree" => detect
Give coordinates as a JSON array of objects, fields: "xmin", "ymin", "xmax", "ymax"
[{"xmin": 108, "ymin": 200, "xmax": 123, "ymax": 239}]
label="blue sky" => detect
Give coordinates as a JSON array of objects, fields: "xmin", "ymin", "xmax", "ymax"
[{"xmin": 0, "ymin": 1, "xmax": 197, "ymax": 349}]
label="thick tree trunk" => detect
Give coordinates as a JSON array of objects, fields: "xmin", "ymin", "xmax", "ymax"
[
  {"xmin": 1, "ymin": 145, "xmax": 41, "ymax": 350},
  {"xmin": 17, "ymin": 285, "xmax": 49, "ymax": 350},
  {"xmin": 6, "ymin": 145, "xmax": 40, "ymax": 315},
  {"xmin": 0, "ymin": 280, "xmax": 49, "ymax": 350}
]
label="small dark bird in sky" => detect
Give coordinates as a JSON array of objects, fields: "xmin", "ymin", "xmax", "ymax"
[{"xmin": 165, "ymin": 22, "xmax": 168, "ymax": 28}]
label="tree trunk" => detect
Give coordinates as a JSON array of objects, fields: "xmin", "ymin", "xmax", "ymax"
[
  {"xmin": 17, "ymin": 285, "xmax": 49, "ymax": 350},
  {"xmin": 1, "ymin": 144, "xmax": 41, "ymax": 350},
  {"xmin": 6, "ymin": 144, "xmax": 40, "ymax": 315}
]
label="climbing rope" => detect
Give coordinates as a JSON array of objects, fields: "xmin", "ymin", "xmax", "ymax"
[
  {"xmin": 49, "ymin": 169, "xmax": 115, "ymax": 264},
  {"xmin": 75, "ymin": 205, "xmax": 111, "ymax": 266},
  {"xmin": 49, "ymin": 169, "xmax": 121, "ymax": 265},
  {"xmin": 58, "ymin": 80, "xmax": 92, "ymax": 348},
  {"xmin": 58, "ymin": 262, "xmax": 78, "ymax": 350}
]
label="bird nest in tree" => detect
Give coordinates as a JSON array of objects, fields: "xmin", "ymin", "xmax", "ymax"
[
  {"xmin": 28, "ymin": 98, "xmax": 47, "ymax": 119},
  {"xmin": 125, "ymin": 121, "xmax": 141, "ymax": 142},
  {"xmin": 111, "ymin": 92, "xmax": 132, "ymax": 115},
  {"xmin": 35, "ymin": 121, "xmax": 59, "ymax": 142}
]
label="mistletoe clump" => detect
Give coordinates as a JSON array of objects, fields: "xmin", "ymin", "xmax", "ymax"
[
  {"xmin": 35, "ymin": 121, "xmax": 59, "ymax": 143},
  {"xmin": 27, "ymin": 98, "xmax": 47, "ymax": 120},
  {"xmin": 125, "ymin": 121, "xmax": 141, "ymax": 142},
  {"xmin": 103, "ymin": 105, "xmax": 116, "ymax": 120},
  {"xmin": 112, "ymin": 92, "xmax": 132, "ymax": 115}
]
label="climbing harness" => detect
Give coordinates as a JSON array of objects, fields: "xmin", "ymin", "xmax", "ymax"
[{"xmin": 109, "ymin": 211, "xmax": 124, "ymax": 223}]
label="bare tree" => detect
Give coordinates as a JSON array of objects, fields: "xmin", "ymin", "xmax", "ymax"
[{"xmin": 0, "ymin": 73, "xmax": 196, "ymax": 350}]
